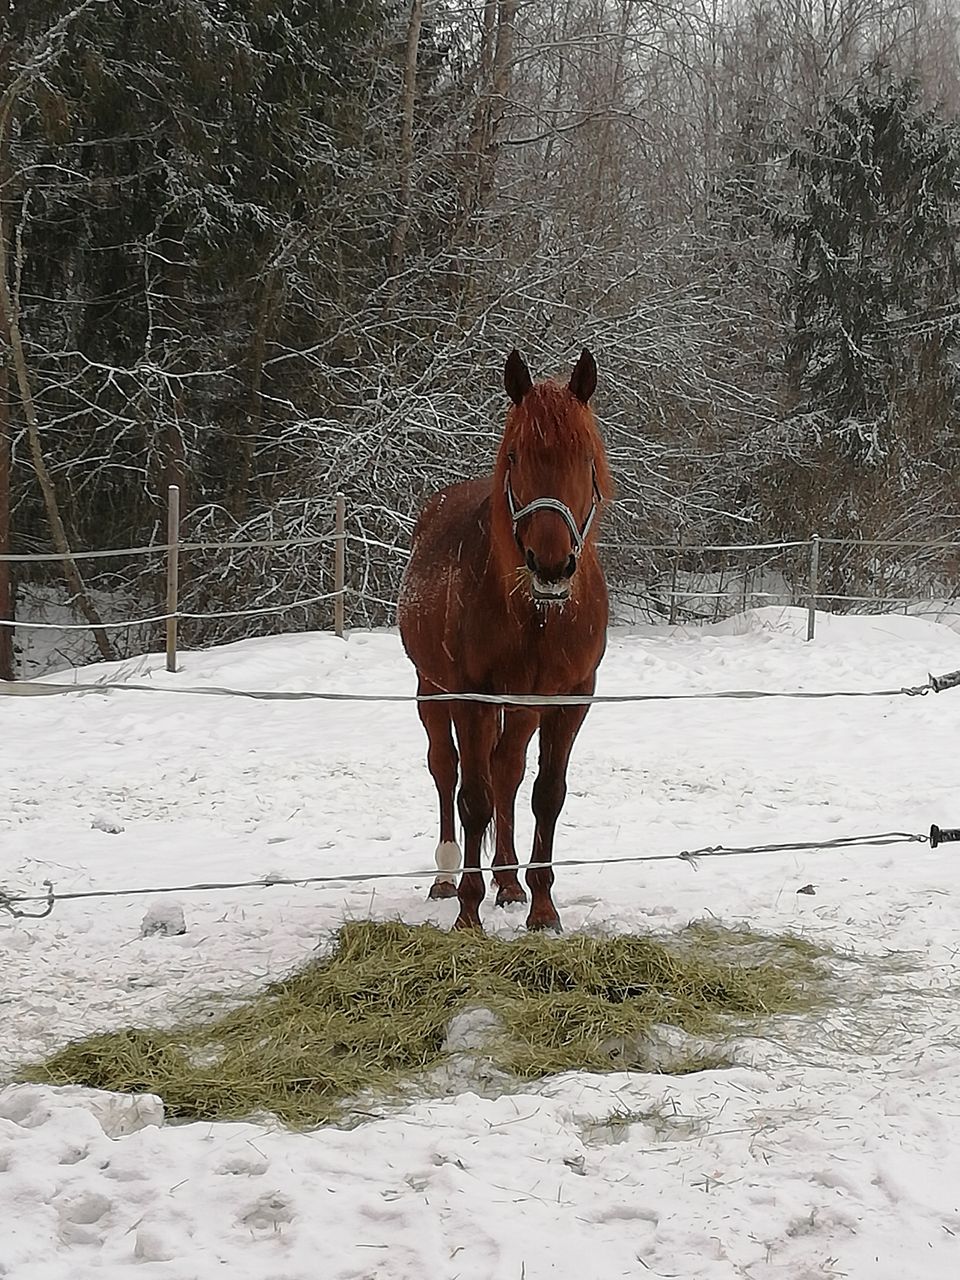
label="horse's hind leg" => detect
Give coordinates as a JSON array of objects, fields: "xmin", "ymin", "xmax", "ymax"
[
  {"xmin": 418, "ymin": 678, "xmax": 460, "ymax": 900},
  {"xmin": 491, "ymin": 708, "xmax": 538, "ymax": 907}
]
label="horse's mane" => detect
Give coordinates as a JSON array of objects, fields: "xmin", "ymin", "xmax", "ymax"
[{"xmin": 493, "ymin": 380, "xmax": 613, "ymax": 502}]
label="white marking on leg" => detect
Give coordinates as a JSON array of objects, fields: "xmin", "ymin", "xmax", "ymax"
[{"xmin": 435, "ymin": 840, "xmax": 461, "ymax": 885}]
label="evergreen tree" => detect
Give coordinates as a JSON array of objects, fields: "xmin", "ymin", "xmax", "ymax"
[
  {"xmin": 4, "ymin": 0, "xmax": 389, "ymax": 548},
  {"xmin": 776, "ymin": 74, "xmax": 960, "ymax": 536}
]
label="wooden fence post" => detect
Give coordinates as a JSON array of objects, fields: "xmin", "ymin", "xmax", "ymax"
[
  {"xmin": 334, "ymin": 492, "xmax": 346, "ymax": 638},
  {"xmin": 806, "ymin": 533, "xmax": 820, "ymax": 642},
  {"xmin": 166, "ymin": 484, "xmax": 180, "ymax": 672},
  {"xmin": 668, "ymin": 525, "xmax": 682, "ymax": 626}
]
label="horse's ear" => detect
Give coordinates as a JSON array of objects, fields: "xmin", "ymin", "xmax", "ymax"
[
  {"xmin": 569, "ymin": 348, "xmax": 597, "ymax": 404},
  {"xmin": 504, "ymin": 349, "xmax": 533, "ymax": 405}
]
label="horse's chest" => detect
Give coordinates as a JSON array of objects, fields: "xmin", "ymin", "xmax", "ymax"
[{"xmin": 471, "ymin": 608, "xmax": 603, "ymax": 693}]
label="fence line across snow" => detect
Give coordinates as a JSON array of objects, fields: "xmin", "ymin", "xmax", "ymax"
[
  {"xmin": 0, "ymin": 531, "xmax": 341, "ymax": 563},
  {"xmin": 0, "ymin": 591, "xmax": 344, "ymax": 631},
  {"xmin": 7, "ymin": 532, "xmax": 960, "ymax": 565},
  {"xmin": 0, "ymin": 829, "xmax": 939, "ymax": 920},
  {"xmin": 2, "ymin": 666, "xmax": 960, "ymax": 703},
  {"xmin": 5, "ymin": 488, "xmax": 960, "ymax": 648}
]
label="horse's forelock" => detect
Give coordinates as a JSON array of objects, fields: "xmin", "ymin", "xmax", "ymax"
[{"xmin": 498, "ymin": 381, "xmax": 612, "ymax": 499}]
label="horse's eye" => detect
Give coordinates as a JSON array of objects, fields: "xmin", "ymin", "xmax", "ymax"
[{"xmin": 507, "ymin": 451, "xmax": 516, "ymax": 465}]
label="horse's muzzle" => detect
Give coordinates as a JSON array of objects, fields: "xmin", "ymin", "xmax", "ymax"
[
  {"xmin": 531, "ymin": 576, "xmax": 571, "ymax": 604},
  {"xmin": 525, "ymin": 548, "xmax": 576, "ymax": 605}
]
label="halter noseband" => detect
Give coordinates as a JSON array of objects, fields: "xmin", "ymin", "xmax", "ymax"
[{"xmin": 504, "ymin": 466, "xmax": 602, "ymax": 555}]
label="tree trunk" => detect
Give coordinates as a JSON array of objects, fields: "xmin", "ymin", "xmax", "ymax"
[
  {"xmin": 459, "ymin": 0, "xmax": 517, "ymax": 228},
  {"xmin": 153, "ymin": 215, "xmax": 191, "ymax": 510},
  {"xmin": 0, "ymin": 358, "xmax": 12, "ymax": 680},
  {"xmin": 0, "ymin": 0, "xmax": 14, "ymax": 680},
  {"xmin": 0, "ymin": 18, "xmax": 12, "ymax": 679},
  {"xmin": 0, "ymin": 0, "xmax": 115, "ymax": 665},
  {"xmin": 388, "ymin": 0, "xmax": 424, "ymax": 276},
  {"xmin": 459, "ymin": 0, "xmax": 498, "ymax": 223},
  {"xmin": 0, "ymin": 197, "xmax": 114, "ymax": 663}
]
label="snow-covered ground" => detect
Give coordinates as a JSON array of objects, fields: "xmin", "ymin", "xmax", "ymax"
[{"xmin": 3, "ymin": 607, "xmax": 960, "ymax": 1279}]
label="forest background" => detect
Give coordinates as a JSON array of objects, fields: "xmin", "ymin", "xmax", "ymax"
[{"xmin": 2, "ymin": 0, "xmax": 960, "ymax": 677}]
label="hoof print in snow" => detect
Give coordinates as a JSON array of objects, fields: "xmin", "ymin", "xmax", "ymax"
[
  {"xmin": 134, "ymin": 1224, "xmax": 177, "ymax": 1263},
  {"xmin": 140, "ymin": 900, "xmax": 187, "ymax": 938},
  {"xmin": 796, "ymin": 883, "xmax": 816, "ymax": 896},
  {"xmin": 91, "ymin": 814, "xmax": 125, "ymax": 835},
  {"xmin": 240, "ymin": 1193, "xmax": 295, "ymax": 1233}
]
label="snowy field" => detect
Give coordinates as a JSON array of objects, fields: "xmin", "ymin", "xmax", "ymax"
[{"xmin": 3, "ymin": 606, "xmax": 960, "ymax": 1279}]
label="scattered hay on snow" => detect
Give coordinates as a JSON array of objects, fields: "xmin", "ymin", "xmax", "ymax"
[{"xmin": 23, "ymin": 919, "xmax": 830, "ymax": 1128}]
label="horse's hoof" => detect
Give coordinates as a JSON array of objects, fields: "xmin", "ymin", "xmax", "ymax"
[
  {"xmin": 428, "ymin": 880, "xmax": 458, "ymax": 900},
  {"xmin": 495, "ymin": 884, "xmax": 527, "ymax": 908},
  {"xmin": 526, "ymin": 915, "xmax": 562, "ymax": 934},
  {"xmin": 452, "ymin": 914, "xmax": 483, "ymax": 932}
]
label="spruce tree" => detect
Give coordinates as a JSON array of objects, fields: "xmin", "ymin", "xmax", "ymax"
[
  {"xmin": 777, "ymin": 74, "xmax": 960, "ymax": 537},
  {"xmin": 4, "ymin": 0, "xmax": 388, "ymax": 551}
]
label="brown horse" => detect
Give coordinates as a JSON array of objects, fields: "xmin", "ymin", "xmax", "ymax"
[{"xmin": 397, "ymin": 349, "xmax": 612, "ymax": 932}]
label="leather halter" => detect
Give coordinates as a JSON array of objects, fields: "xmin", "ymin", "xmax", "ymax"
[{"xmin": 504, "ymin": 466, "xmax": 602, "ymax": 555}]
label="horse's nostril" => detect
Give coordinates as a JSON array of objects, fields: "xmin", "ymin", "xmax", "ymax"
[
  {"xmin": 525, "ymin": 548, "xmax": 537, "ymax": 573},
  {"xmin": 565, "ymin": 554, "xmax": 577, "ymax": 579}
]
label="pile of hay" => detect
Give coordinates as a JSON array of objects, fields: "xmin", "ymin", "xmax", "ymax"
[{"xmin": 25, "ymin": 919, "xmax": 828, "ymax": 1127}]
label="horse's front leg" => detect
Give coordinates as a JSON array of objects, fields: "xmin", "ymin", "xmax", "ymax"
[
  {"xmin": 451, "ymin": 703, "xmax": 499, "ymax": 930},
  {"xmin": 491, "ymin": 708, "xmax": 538, "ymax": 906},
  {"xmin": 526, "ymin": 693, "xmax": 592, "ymax": 933}
]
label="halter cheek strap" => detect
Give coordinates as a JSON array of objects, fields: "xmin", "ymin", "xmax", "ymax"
[{"xmin": 505, "ymin": 468, "xmax": 602, "ymax": 555}]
